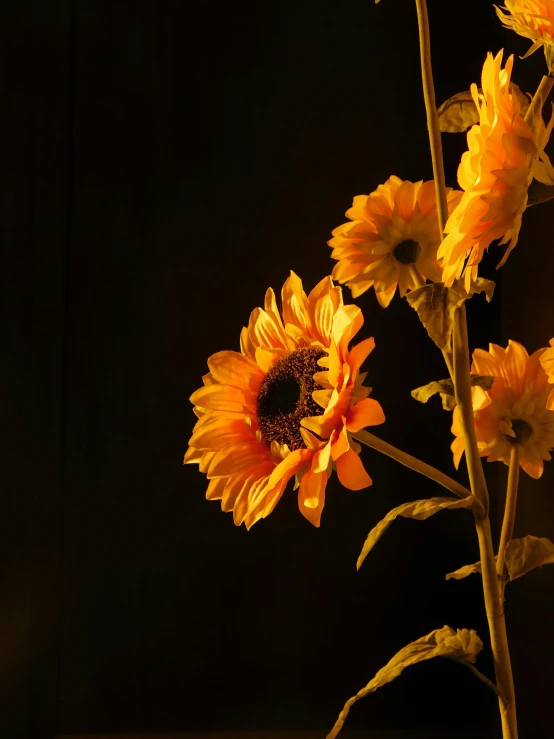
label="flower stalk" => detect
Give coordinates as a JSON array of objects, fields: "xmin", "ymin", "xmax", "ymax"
[
  {"xmin": 497, "ymin": 445, "xmax": 521, "ymax": 583},
  {"xmin": 524, "ymin": 74, "xmax": 554, "ymax": 124},
  {"xmin": 353, "ymin": 428, "xmax": 477, "ymax": 504},
  {"xmin": 415, "ymin": 1, "xmax": 518, "ymax": 736}
]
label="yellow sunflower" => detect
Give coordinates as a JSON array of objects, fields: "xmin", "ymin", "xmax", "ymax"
[
  {"xmin": 439, "ymin": 51, "xmax": 554, "ymax": 290},
  {"xmin": 496, "ymin": 1, "xmax": 554, "ymax": 68},
  {"xmin": 540, "ymin": 337, "xmax": 554, "ymax": 408},
  {"xmin": 451, "ymin": 340, "xmax": 554, "ymax": 479},
  {"xmin": 329, "ymin": 176, "xmax": 462, "ymax": 307},
  {"xmin": 185, "ymin": 272, "xmax": 385, "ymax": 529}
]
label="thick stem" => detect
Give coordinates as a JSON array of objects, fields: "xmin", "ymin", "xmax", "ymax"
[
  {"xmin": 453, "ymin": 306, "xmax": 490, "ymax": 512},
  {"xmin": 452, "ymin": 307, "xmax": 518, "ymax": 738},
  {"xmin": 496, "ymin": 445, "xmax": 520, "ymax": 581},
  {"xmin": 353, "ymin": 428, "xmax": 476, "ymax": 503},
  {"xmin": 414, "ymin": 0, "xmax": 449, "ymax": 234},
  {"xmin": 524, "ymin": 74, "xmax": 554, "ymax": 125},
  {"xmin": 412, "ymin": 2, "xmax": 518, "ymax": 735},
  {"xmin": 475, "ymin": 518, "xmax": 518, "ymax": 739}
]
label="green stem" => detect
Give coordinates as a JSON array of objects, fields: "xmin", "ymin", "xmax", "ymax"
[
  {"xmin": 415, "ymin": 0, "xmax": 449, "ymax": 235},
  {"xmin": 496, "ymin": 445, "xmax": 520, "ymax": 584},
  {"xmin": 414, "ymin": 2, "xmax": 518, "ymax": 736},
  {"xmin": 524, "ymin": 74, "xmax": 554, "ymax": 125}
]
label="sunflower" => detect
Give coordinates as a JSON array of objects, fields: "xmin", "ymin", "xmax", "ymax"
[
  {"xmin": 540, "ymin": 338, "xmax": 554, "ymax": 408},
  {"xmin": 329, "ymin": 176, "xmax": 462, "ymax": 307},
  {"xmin": 185, "ymin": 272, "xmax": 385, "ymax": 529},
  {"xmin": 439, "ymin": 51, "xmax": 554, "ymax": 290},
  {"xmin": 496, "ymin": 1, "xmax": 554, "ymax": 68},
  {"xmin": 451, "ymin": 340, "xmax": 554, "ymax": 479}
]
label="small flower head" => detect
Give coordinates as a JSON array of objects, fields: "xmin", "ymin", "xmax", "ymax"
[
  {"xmin": 439, "ymin": 51, "xmax": 554, "ymax": 290},
  {"xmin": 496, "ymin": 1, "xmax": 554, "ymax": 70},
  {"xmin": 451, "ymin": 340, "xmax": 554, "ymax": 479},
  {"xmin": 329, "ymin": 176, "xmax": 461, "ymax": 307},
  {"xmin": 186, "ymin": 273, "xmax": 385, "ymax": 528}
]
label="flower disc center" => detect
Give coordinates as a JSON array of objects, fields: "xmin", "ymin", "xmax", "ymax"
[
  {"xmin": 256, "ymin": 347, "xmax": 326, "ymax": 451},
  {"xmin": 506, "ymin": 418, "xmax": 533, "ymax": 446},
  {"xmin": 393, "ymin": 239, "xmax": 421, "ymax": 265}
]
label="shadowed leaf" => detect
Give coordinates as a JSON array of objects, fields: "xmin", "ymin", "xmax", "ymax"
[
  {"xmin": 447, "ymin": 536, "xmax": 554, "ymax": 582},
  {"xmin": 505, "ymin": 536, "xmax": 554, "ymax": 580},
  {"xmin": 406, "ymin": 279, "xmax": 495, "ymax": 351},
  {"xmin": 326, "ymin": 625, "xmax": 483, "ymax": 739},
  {"xmin": 527, "ymin": 180, "xmax": 554, "ymax": 207},
  {"xmin": 412, "ymin": 374, "xmax": 493, "ymax": 411},
  {"xmin": 357, "ymin": 496, "xmax": 476, "ymax": 570},
  {"xmin": 438, "ymin": 83, "xmax": 529, "ymax": 133}
]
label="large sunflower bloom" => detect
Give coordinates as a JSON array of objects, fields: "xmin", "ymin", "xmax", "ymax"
[
  {"xmin": 329, "ymin": 176, "xmax": 462, "ymax": 307},
  {"xmin": 451, "ymin": 340, "xmax": 554, "ymax": 479},
  {"xmin": 439, "ymin": 51, "xmax": 554, "ymax": 290},
  {"xmin": 496, "ymin": 1, "xmax": 554, "ymax": 66},
  {"xmin": 185, "ymin": 272, "xmax": 385, "ymax": 529}
]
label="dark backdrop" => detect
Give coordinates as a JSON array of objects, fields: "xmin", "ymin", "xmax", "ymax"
[{"xmin": 2, "ymin": 1, "xmax": 554, "ymax": 738}]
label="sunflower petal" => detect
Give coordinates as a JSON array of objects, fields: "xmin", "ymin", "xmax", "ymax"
[
  {"xmin": 335, "ymin": 448, "xmax": 372, "ymax": 490},
  {"xmin": 346, "ymin": 398, "xmax": 386, "ymax": 432},
  {"xmin": 298, "ymin": 469, "xmax": 327, "ymax": 527}
]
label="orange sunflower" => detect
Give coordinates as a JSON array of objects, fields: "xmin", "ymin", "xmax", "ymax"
[
  {"xmin": 451, "ymin": 340, "xmax": 554, "ymax": 479},
  {"xmin": 185, "ymin": 272, "xmax": 385, "ymax": 529},
  {"xmin": 540, "ymin": 338, "xmax": 554, "ymax": 408},
  {"xmin": 496, "ymin": 1, "xmax": 554, "ymax": 68},
  {"xmin": 439, "ymin": 50, "xmax": 554, "ymax": 290},
  {"xmin": 329, "ymin": 176, "xmax": 462, "ymax": 307}
]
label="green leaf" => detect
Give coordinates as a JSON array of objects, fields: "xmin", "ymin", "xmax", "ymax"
[
  {"xmin": 357, "ymin": 496, "xmax": 476, "ymax": 570},
  {"xmin": 505, "ymin": 536, "xmax": 554, "ymax": 581},
  {"xmin": 438, "ymin": 90, "xmax": 479, "ymax": 133},
  {"xmin": 411, "ymin": 379, "xmax": 457, "ymax": 410},
  {"xmin": 446, "ymin": 561, "xmax": 482, "ymax": 581},
  {"xmin": 446, "ymin": 536, "xmax": 554, "ymax": 582},
  {"xmin": 438, "ymin": 83, "xmax": 529, "ymax": 133},
  {"xmin": 411, "ymin": 374, "xmax": 493, "ymax": 411},
  {"xmin": 406, "ymin": 279, "xmax": 495, "ymax": 351},
  {"xmin": 326, "ymin": 625, "xmax": 483, "ymax": 739}
]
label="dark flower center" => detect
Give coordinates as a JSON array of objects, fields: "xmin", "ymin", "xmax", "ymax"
[
  {"xmin": 256, "ymin": 347, "xmax": 326, "ymax": 451},
  {"xmin": 393, "ymin": 239, "xmax": 421, "ymax": 265},
  {"xmin": 506, "ymin": 418, "xmax": 533, "ymax": 446}
]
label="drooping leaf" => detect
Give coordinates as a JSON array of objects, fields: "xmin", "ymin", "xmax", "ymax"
[
  {"xmin": 505, "ymin": 536, "xmax": 554, "ymax": 581},
  {"xmin": 411, "ymin": 374, "xmax": 493, "ymax": 411},
  {"xmin": 357, "ymin": 496, "xmax": 476, "ymax": 570},
  {"xmin": 406, "ymin": 279, "xmax": 495, "ymax": 351},
  {"xmin": 326, "ymin": 625, "xmax": 483, "ymax": 739},
  {"xmin": 438, "ymin": 83, "xmax": 529, "ymax": 133},
  {"xmin": 446, "ymin": 561, "xmax": 482, "ymax": 580},
  {"xmin": 468, "ymin": 277, "xmax": 495, "ymax": 302}
]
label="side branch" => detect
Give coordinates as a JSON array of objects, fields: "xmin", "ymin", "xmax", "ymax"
[{"xmin": 354, "ymin": 428, "xmax": 480, "ymax": 507}]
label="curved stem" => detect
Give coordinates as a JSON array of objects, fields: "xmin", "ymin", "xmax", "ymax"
[
  {"xmin": 353, "ymin": 428, "xmax": 475, "ymax": 503},
  {"xmin": 451, "ymin": 659, "xmax": 507, "ymax": 704},
  {"xmin": 415, "ymin": 0, "xmax": 449, "ymax": 235},
  {"xmin": 524, "ymin": 74, "xmax": 554, "ymax": 125},
  {"xmin": 496, "ymin": 445, "xmax": 520, "ymax": 582}
]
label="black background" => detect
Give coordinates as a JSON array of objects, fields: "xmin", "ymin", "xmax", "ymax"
[{"xmin": 2, "ymin": 1, "xmax": 554, "ymax": 738}]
